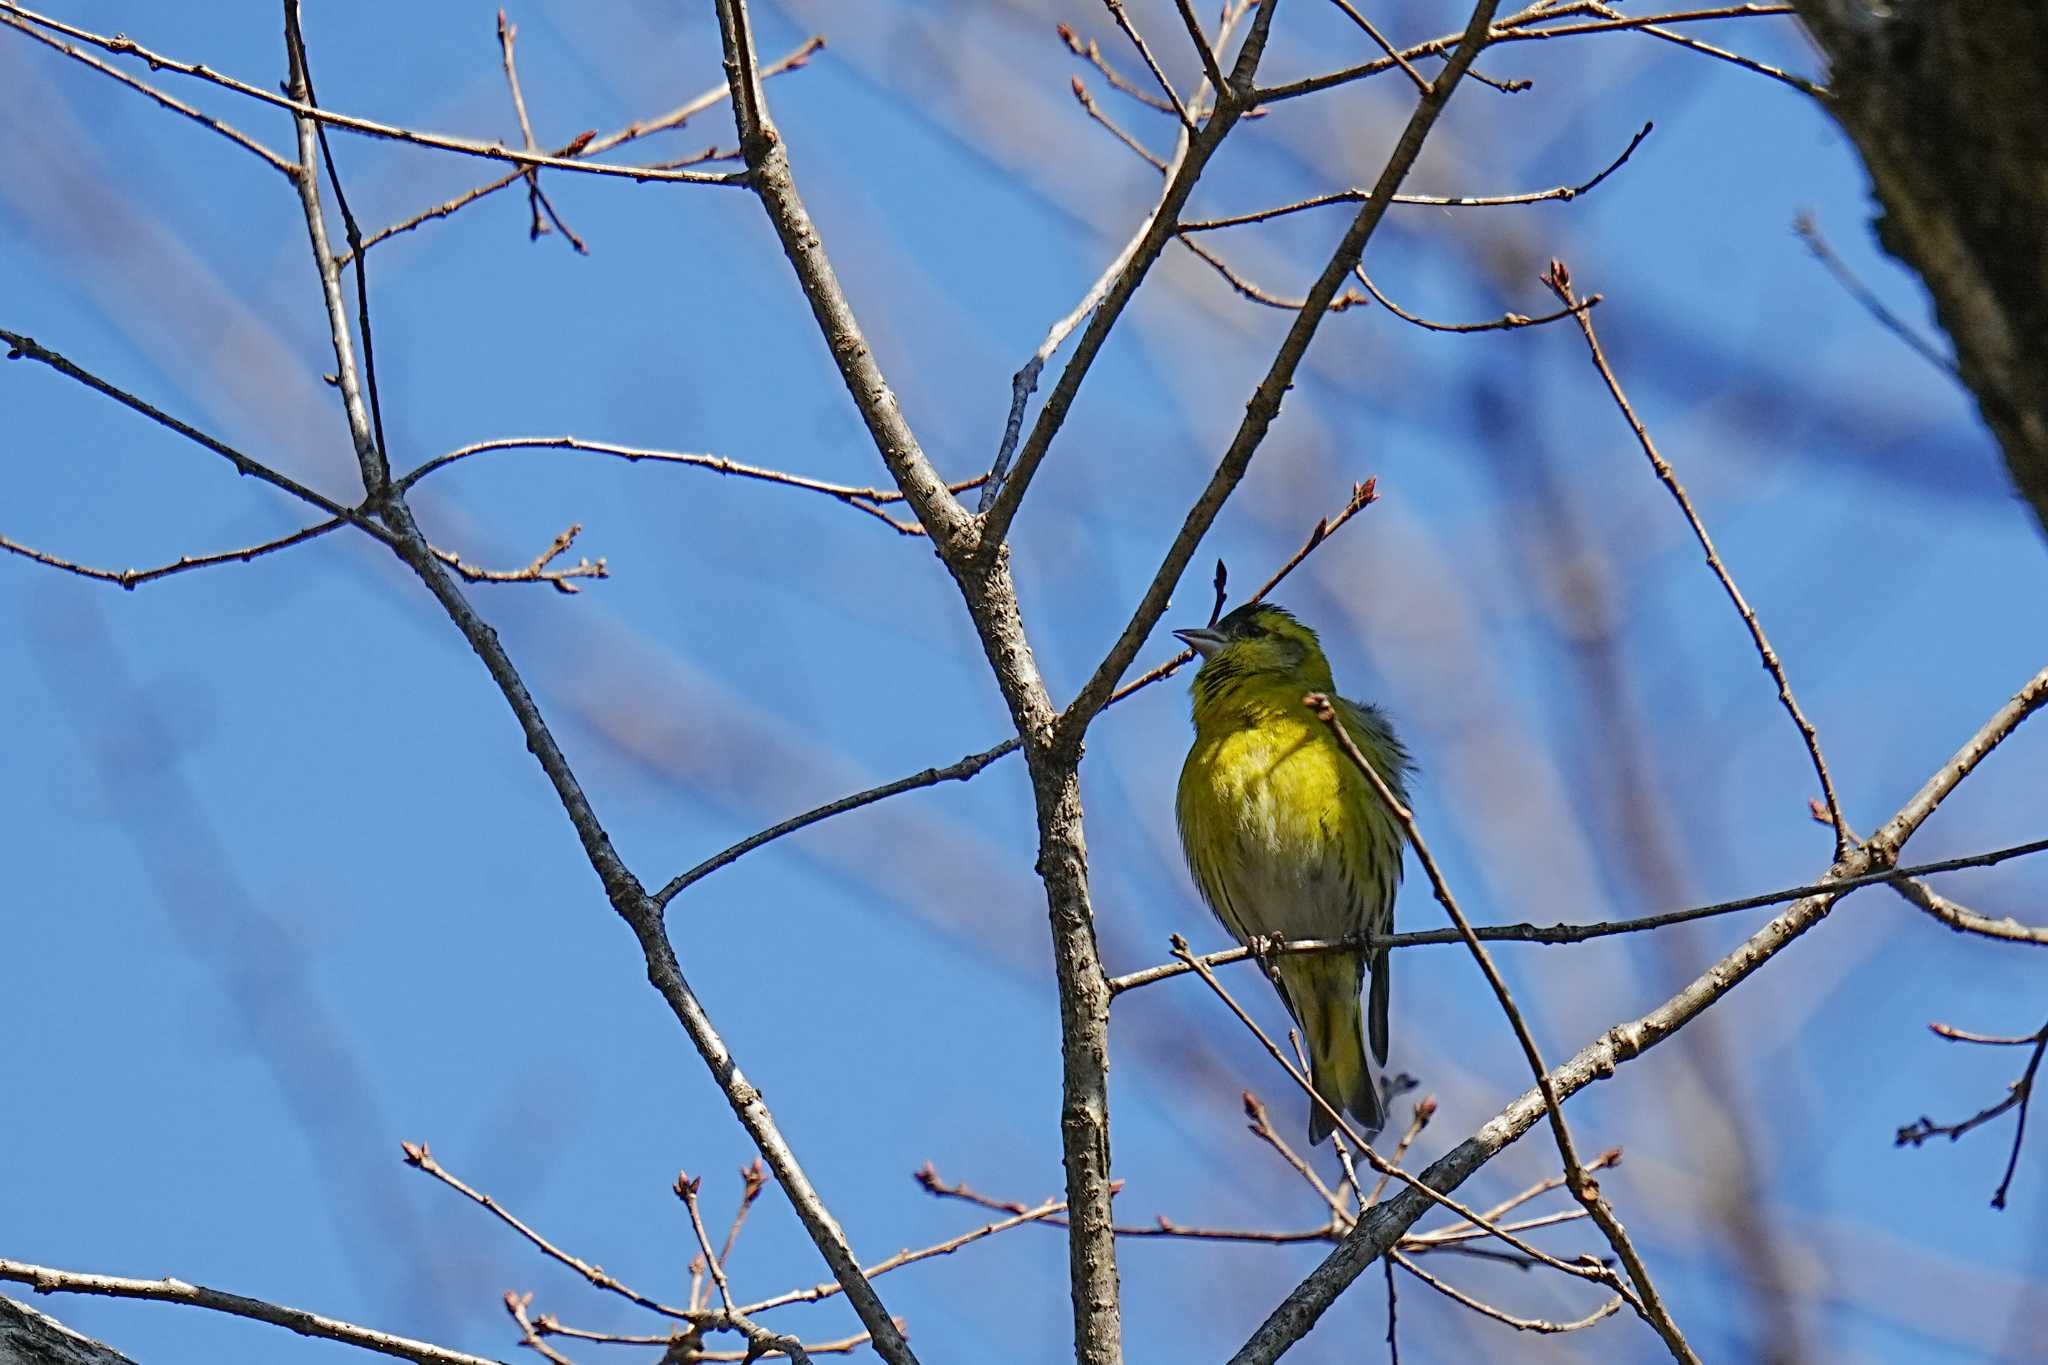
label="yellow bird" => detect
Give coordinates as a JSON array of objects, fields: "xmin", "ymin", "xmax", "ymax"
[{"xmin": 1175, "ymin": 602, "xmax": 1410, "ymax": 1143}]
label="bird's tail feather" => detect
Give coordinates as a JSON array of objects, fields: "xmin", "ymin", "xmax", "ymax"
[
  {"xmin": 1367, "ymin": 946, "xmax": 1391, "ymax": 1066},
  {"xmin": 1281, "ymin": 956, "xmax": 1384, "ymax": 1145}
]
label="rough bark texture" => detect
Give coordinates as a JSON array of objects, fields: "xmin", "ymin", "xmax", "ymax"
[
  {"xmin": 1795, "ymin": 1, "xmax": 2048, "ymax": 535},
  {"xmin": 0, "ymin": 1299, "xmax": 138, "ymax": 1365}
]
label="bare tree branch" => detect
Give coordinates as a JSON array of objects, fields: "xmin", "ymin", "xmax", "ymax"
[
  {"xmin": 1166, "ymin": 938, "xmax": 1630, "ymax": 1294},
  {"xmin": 0, "ymin": 1260, "xmax": 504, "ymax": 1365},
  {"xmin": 654, "ymin": 479, "xmax": 1377, "ymax": 909},
  {"xmin": 338, "ymin": 37, "xmax": 820, "ymax": 265},
  {"xmin": 1392, "ymin": 1253, "xmax": 1625, "ymax": 1334},
  {"xmin": 1101, "ymin": 1, "xmax": 1194, "ymax": 129},
  {"xmin": 1545, "ymin": 260, "xmax": 1850, "ymax": 853},
  {"xmin": 978, "ymin": 0, "xmax": 1269, "ymax": 523},
  {"xmin": 1305, "ymin": 693, "xmax": 1695, "ymax": 1361},
  {"xmin": 1054, "ymin": 0, "xmax": 1507, "ymax": 750},
  {"xmin": 0, "ymin": 3, "xmax": 745, "ymax": 184},
  {"xmin": 1897, "ymin": 1016, "xmax": 2048, "ymax": 1208},
  {"xmin": 0, "ymin": 519, "xmax": 344, "ymax": 590},
  {"xmin": 261, "ymin": 8, "xmax": 923, "ymax": 1357},
  {"xmin": 1256, "ymin": 4, "xmax": 1804, "ymax": 104},
  {"xmin": 1228, "ymin": 662, "xmax": 2048, "ymax": 1363},
  {"xmin": 1109, "ymin": 838, "xmax": 2048, "ymax": 992},
  {"xmin": 0, "ymin": 10, "xmax": 294, "ymax": 177},
  {"xmin": 0, "ymin": 328, "xmax": 391, "ymax": 541}
]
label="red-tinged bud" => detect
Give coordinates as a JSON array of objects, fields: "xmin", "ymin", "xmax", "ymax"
[
  {"xmin": 400, "ymin": 1140, "xmax": 428, "ymax": 1164},
  {"xmin": 1071, "ymin": 75, "xmax": 1088, "ymax": 101},
  {"xmin": 1414, "ymin": 1096, "xmax": 1438, "ymax": 1122}
]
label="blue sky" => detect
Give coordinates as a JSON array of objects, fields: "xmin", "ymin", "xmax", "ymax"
[{"xmin": 4, "ymin": 3, "xmax": 2045, "ymax": 1363}]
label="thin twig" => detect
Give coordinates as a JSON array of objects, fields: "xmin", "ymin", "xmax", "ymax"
[
  {"xmin": 1791, "ymin": 212, "xmax": 1956, "ymax": 377},
  {"xmin": 1393, "ymin": 1252, "xmax": 1625, "ymax": 1333},
  {"xmin": 1384, "ymin": 1253, "xmax": 1400, "ymax": 1364},
  {"xmin": 977, "ymin": 0, "xmax": 1270, "ymax": 525},
  {"xmin": 694, "ymin": 15, "xmax": 950, "ymax": 1355},
  {"xmin": 0, "ymin": 519, "xmax": 343, "ymax": 590},
  {"xmin": 1890, "ymin": 876, "xmax": 2048, "ymax": 946},
  {"xmin": 1051, "ymin": 0, "xmax": 1502, "ymax": 750},
  {"xmin": 1243, "ymin": 1091, "xmax": 1349, "ymax": 1224},
  {"xmin": 1932, "ymin": 1023, "xmax": 2048, "ymax": 1047},
  {"xmin": 505, "ymin": 1293, "xmax": 582, "ymax": 1365},
  {"xmin": 652, "ymin": 738, "xmax": 1018, "ymax": 908},
  {"xmin": 1177, "ymin": 121, "xmax": 1653, "ymax": 229},
  {"xmin": 654, "ymin": 479, "xmax": 1376, "ymax": 908},
  {"xmin": 1622, "ymin": 13, "xmax": 1821, "ymax": 97},
  {"xmin": 913, "ymin": 1166, "xmax": 1344, "ymax": 1246},
  {"xmin": 711, "ymin": 0, "xmax": 967, "ymax": 553},
  {"xmin": 1171, "ymin": 0, "xmax": 1231, "ymax": 105},
  {"xmin": 1327, "ymin": 0, "xmax": 1433, "ymax": 91},
  {"xmin": 498, "ymin": 9, "xmax": 545, "ymax": 240},
  {"xmin": 0, "ymin": 328, "xmax": 392, "ymax": 541},
  {"xmin": 719, "ymin": 1160, "xmax": 769, "ymax": 1272},
  {"xmin": 1897, "ymin": 1016, "xmax": 2048, "ymax": 1209},
  {"xmin": 1305, "ymin": 691, "xmax": 1694, "ymax": 1361},
  {"xmin": 401, "ymin": 1142, "xmax": 694, "ymax": 1321},
  {"xmin": 1071, "ymin": 76, "xmax": 1167, "ymax": 170},
  {"xmin": 339, "ymin": 38, "xmax": 818, "ymax": 265},
  {"xmin": 1545, "ymin": 260, "xmax": 1848, "ymax": 856},
  {"xmin": 739, "ymin": 1194, "xmax": 1065, "ymax": 1316},
  {"xmin": 0, "ymin": 2, "xmax": 745, "ymax": 184},
  {"xmin": 1356, "ymin": 268, "xmax": 1598, "ymax": 333},
  {"xmin": 1364, "ymin": 1098, "xmax": 1437, "ymax": 1209},
  {"xmin": 398, "ymin": 435, "xmax": 982, "ymax": 536},
  {"xmin": 0, "ymin": 11, "xmax": 295, "ymax": 176},
  {"xmin": 1177, "ymin": 235, "xmax": 1370, "ymax": 311},
  {"xmin": 497, "ymin": 9, "xmax": 586, "ymax": 252},
  {"xmin": 1108, "ymin": 840, "xmax": 2048, "ymax": 994},
  {"xmin": 695, "ymin": 1335, "xmax": 865, "ymax": 1362},
  {"xmin": 912, "ymin": 1162, "xmax": 1612, "ymax": 1257},
  {"xmin": 1057, "ymin": 23, "xmax": 1177, "ymax": 115},
  {"xmin": 533, "ymin": 1320, "xmax": 873, "ymax": 1358},
  {"xmin": 678, "ymin": 1175, "xmax": 737, "ymax": 1314},
  {"xmin": 1418, "ymin": 1149, "xmax": 1623, "ymax": 1237},
  {"xmin": 433, "ymin": 523, "xmax": 607, "ymax": 594},
  {"xmin": 1102, "ymin": 2, "xmax": 1194, "ymax": 128},
  {"xmin": 283, "ymin": 2, "xmax": 390, "ymax": 491},
  {"xmin": 1228, "ymin": 664, "xmax": 2048, "ymax": 1364},
  {"xmin": 1256, "ymin": 4, "xmax": 1806, "ymax": 103},
  {"xmin": 680, "ymin": 1176, "xmax": 840, "ymax": 1364},
  {"xmin": 0, "ymin": 1258, "xmax": 504, "ymax": 1365},
  {"xmin": 1168, "ymin": 937, "xmax": 1624, "ymax": 1290}
]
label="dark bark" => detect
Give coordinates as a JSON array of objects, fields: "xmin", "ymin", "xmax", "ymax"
[{"xmin": 1795, "ymin": 2, "xmax": 2048, "ymax": 535}]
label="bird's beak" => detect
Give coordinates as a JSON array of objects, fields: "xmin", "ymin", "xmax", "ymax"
[{"xmin": 1173, "ymin": 626, "xmax": 1226, "ymax": 659}]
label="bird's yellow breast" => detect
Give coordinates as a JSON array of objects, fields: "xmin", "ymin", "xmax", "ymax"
[
  {"xmin": 1176, "ymin": 692, "xmax": 1383, "ymax": 946},
  {"xmin": 1180, "ymin": 707, "xmax": 1354, "ymax": 846}
]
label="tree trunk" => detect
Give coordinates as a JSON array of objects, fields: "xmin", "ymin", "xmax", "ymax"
[{"xmin": 1795, "ymin": 2, "xmax": 2048, "ymax": 536}]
